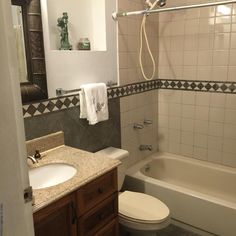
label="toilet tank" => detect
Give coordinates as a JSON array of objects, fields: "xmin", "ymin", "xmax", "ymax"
[{"xmin": 95, "ymin": 147, "xmax": 129, "ymax": 191}]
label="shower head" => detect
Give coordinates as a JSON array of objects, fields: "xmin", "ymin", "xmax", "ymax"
[
  {"xmin": 145, "ymin": 0, "xmax": 166, "ymax": 9},
  {"xmin": 158, "ymin": 0, "xmax": 166, "ymax": 7}
]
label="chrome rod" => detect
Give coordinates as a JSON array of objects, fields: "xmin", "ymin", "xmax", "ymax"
[
  {"xmin": 112, "ymin": 0, "xmax": 236, "ymax": 20},
  {"xmin": 56, "ymin": 81, "xmax": 117, "ymax": 96},
  {"xmin": 56, "ymin": 88, "xmax": 81, "ymax": 96}
]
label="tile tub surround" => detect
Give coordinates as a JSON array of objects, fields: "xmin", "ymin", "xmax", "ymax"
[
  {"xmin": 117, "ymin": 0, "xmax": 159, "ymax": 85},
  {"xmin": 120, "ymin": 90, "xmax": 159, "ymax": 168},
  {"xmin": 116, "ymin": 0, "xmax": 236, "ymax": 170},
  {"xmin": 158, "ymin": 0, "xmax": 236, "ymax": 82},
  {"xmin": 158, "ymin": 89, "xmax": 236, "ymax": 168},
  {"xmin": 28, "ymin": 145, "xmax": 120, "ymax": 212},
  {"xmin": 24, "ymin": 99, "xmax": 121, "ymax": 153}
]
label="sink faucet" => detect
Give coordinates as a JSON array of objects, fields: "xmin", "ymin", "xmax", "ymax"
[
  {"xmin": 27, "ymin": 150, "xmax": 42, "ymax": 164},
  {"xmin": 27, "ymin": 155, "xmax": 38, "ymax": 164},
  {"xmin": 139, "ymin": 145, "xmax": 153, "ymax": 151}
]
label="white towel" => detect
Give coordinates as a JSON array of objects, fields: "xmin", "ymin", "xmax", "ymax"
[{"xmin": 79, "ymin": 83, "xmax": 109, "ymax": 125}]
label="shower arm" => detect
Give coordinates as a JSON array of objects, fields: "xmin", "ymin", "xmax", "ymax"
[{"xmin": 112, "ymin": 0, "xmax": 236, "ymax": 20}]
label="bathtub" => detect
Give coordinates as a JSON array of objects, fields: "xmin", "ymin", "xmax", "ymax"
[{"xmin": 124, "ymin": 152, "xmax": 236, "ymax": 236}]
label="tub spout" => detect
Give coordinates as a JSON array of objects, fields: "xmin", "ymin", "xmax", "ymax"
[{"xmin": 139, "ymin": 145, "xmax": 153, "ymax": 151}]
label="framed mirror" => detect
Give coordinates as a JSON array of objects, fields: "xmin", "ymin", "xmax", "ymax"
[{"xmin": 11, "ymin": 0, "xmax": 48, "ymax": 103}]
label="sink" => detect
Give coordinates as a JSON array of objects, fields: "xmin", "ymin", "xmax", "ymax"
[{"xmin": 29, "ymin": 163, "xmax": 77, "ymax": 190}]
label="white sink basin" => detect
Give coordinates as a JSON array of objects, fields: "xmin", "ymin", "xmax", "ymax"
[{"xmin": 29, "ymin": 163, "xmax": 77, "ymax": 190}]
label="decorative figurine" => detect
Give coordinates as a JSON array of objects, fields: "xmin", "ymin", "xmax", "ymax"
[{"xmin": 57, "ymin": 12, "xmax": 72, "ymax": 50}]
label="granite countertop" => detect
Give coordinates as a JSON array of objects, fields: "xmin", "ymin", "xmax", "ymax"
[{"xmin": 29, "ymin": 145, "xmax": 120, "ymax": 213}]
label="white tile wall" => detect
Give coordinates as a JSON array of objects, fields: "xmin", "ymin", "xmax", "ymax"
[
  {"xmin": 157, "ymin": 0, "xmax": 236, "ymax": 82},
  {"xmin": 120, "ymin": 90, "xmax": 158, "ymax": 167},
  {"xmin": 118, "ymin": 0, "xmax": 159, "ymax": 86},
  {"xmin": 117, "ymin": 0, "xmax": 236, "ymax": 168},
  {"xmin": 154, "ymin": 0, "xmax": 236, "ymax": 168},
  {"xmin": 158, "ymin": 89, "xmax": 236, "ymax": 167}
]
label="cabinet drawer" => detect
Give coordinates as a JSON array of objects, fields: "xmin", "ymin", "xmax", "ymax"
[
  {"xmin": 78, "ymin": 193, "xmax": 118, "ymax": 236},
  {"xmin": 95, "ymin": 218, "xmax": 119, "ymax": 236},
  {"xmin": 77, "ymin": 168, "xmax": 117, "ymax": 216}
]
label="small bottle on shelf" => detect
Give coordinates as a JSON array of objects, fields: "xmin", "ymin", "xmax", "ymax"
[{"xmin": 78, "ymin": 38, "xmax": 91, "ymax": 50}]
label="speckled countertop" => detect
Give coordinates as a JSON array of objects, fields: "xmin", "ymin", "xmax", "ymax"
[{"xmin": 29, "ymin": 145, "xmax": 120, "ymax": 213}]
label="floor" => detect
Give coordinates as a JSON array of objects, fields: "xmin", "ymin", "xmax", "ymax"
[
  {"xmin": 120, "ymin": 224, "xmax": 202, "ymax": 236},
  {"xmin": 156, "ymin": 224, "xmax": 201, "ymax": 236}
]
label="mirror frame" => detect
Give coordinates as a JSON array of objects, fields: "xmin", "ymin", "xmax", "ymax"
[{"xmin": 11, "ymin": 0, "xmax": 48, "ymax": 103}]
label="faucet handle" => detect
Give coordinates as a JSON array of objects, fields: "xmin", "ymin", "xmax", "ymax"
[
  {"xmin": 139, "ymin": 145, "xmax": 153, "ymax": 151},
  {"xmin": 144, "ymin": 119, "xmax": 153, "ymax": 125},
  {"xmin": 34, "ymin": 150, "xmax": 42, "ymax": 160},
  {"xmin": 133, "ymin": 123, "xmax": 144, "ymax": 129}
]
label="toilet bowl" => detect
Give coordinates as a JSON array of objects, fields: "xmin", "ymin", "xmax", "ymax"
[
  {"xmin": 119, "ymin": 191, "xmax": 170, "ymax": 231},
  {"xmin": 96, "ymin": 147, "xmax": 170, "ymax": 234}
]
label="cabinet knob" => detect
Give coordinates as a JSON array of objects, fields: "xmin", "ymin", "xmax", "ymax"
[
  {"xmin": 98, "ymin": 187, "xmax": 104, "ymax": 194},
  {"xmin": 99, "ymin": 213, "xmax": 106, "ymax": 220}
]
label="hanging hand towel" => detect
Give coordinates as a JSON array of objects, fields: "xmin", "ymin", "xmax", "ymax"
[{"xmin": 79, "ymin": 83, "xmax": 109, "ymax": 125}]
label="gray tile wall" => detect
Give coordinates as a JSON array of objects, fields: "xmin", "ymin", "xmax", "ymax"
[{"xmin": 24, "ymin": 99, "xmax": 121, "ymax": 152}]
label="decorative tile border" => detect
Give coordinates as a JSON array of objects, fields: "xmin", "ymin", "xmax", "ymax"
[
  {"xmin": 23, "ymin": 79, "xmax": 236, "ymax": 118},
  {"xmin": 107, "ymin": 80, "xmax": 158, "ymax": 98},
  {"xmin": 23, "ymin": 95, "xmax": 80, "ymax": 118},
  {"xmin": 23, "ymin": 80, "xmax": 158, "ymax": 117},
  {"xmin": 158, "ymin": 79, "xmax": 236, "ymax": 93}
]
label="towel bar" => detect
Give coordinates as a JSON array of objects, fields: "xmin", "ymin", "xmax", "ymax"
[{"xmin": 56, "ymin": 81, "xmax": 117, "ymax": 96}]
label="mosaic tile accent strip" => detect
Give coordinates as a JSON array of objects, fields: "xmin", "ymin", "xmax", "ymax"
[
  {"xmin": 107, "ymin": 80, "xmax": 158, "ymax": 98},
  {"xmin": 158, "ymin": 79, "xmax": 236, "ymax": 93},
  {"xmin": 23, "ymin": 95, "xmax": 80, "ymax": 118},
  {"xmin": 23, "ymin": 79, "xmax": 236, "ymax": 118},
  {"xmin": 23, "ymin": 80, "xmax": 158, "ymax": 117}
]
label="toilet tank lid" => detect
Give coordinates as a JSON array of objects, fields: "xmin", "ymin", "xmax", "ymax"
[{"xmin": 96, "ymin": 147, "xmax": 129, "ymax": 160}]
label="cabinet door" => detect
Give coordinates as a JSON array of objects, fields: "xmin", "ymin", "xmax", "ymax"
[{"xmin": 33, "ymin": 193, "xmax": 77, "ymax": 236}]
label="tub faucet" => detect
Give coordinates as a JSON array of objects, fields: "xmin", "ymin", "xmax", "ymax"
[
  {"xmin": 144, "ymin": 119, "xmax": 153, "ymax": 125},
  {"xmin": 139, "ymin": 145, "xmax": 153, "ymax": 151},
  {"xmin": 27, "ymin": 155, "xmax": 38, "ymax": 164},
  {"xmin": 133, "ymin": 123, "xmax": 144, "ymax": 129}
]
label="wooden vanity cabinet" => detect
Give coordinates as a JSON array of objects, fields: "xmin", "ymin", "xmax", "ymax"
[
  {"xmin": 33, "ymin": 168, "xmax": 118, "ymax": 236},
  {"xmin": 33, "ymin": 193, "xmax": 77, "ymax": 236}
]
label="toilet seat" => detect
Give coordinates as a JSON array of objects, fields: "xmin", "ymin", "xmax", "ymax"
[{"xmin": 118, "ymin": 191, "xmax": 170, "ymax": 231}]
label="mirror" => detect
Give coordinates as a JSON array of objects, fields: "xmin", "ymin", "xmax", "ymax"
[
  {"xmin": 11, "ymin": 5, "xmax": 28, "ymax": 83},
  {"xmin": 11, "ymin": 0, "xmax": 48, "ymax": 103}
]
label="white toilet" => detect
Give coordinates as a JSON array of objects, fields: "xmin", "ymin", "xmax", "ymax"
[{"xmin": 96, "ymin": 147, "xmax": 170, "ymax": 236}]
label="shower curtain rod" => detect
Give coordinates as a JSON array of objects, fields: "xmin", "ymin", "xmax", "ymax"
[{"xmin": 112, "ymin": 0, "xmax": 236, "ymax": 20}]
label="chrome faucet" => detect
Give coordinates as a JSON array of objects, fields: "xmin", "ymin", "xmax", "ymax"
[
  {"xmin": 144, "ymin": 119, "xmax": 153, "ymax": 125},
  {"xmin": 27, "ymin": 150, "xmax": 41, "ymax": 164},
  {"xmin": 139, "ymin": 145, "xmax": 153, "ymax": 151},
  {"xmin": 27, "ymin": 155, "xmax": 38, "ymax": 164},
  {"xmin": 133, "ymin": 123, "xmax": 144, "ymax": 129}
]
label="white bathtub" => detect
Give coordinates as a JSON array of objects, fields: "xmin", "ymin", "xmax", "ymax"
[{"xmin": 124, "ymin": 152, "xmax": 236, "ymax": 236}]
